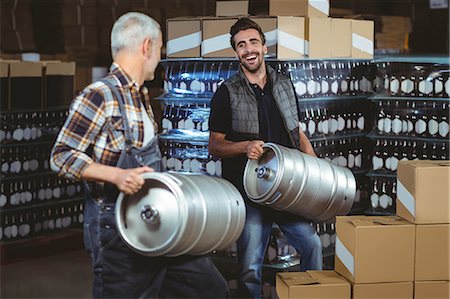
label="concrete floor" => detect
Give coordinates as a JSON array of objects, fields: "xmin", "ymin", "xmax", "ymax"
[{"xmin": 1, "ymin": 249, "xmax": 93, "ymax": 298}]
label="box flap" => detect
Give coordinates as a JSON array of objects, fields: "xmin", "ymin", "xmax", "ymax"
[
  {"xmin": 216, "ymin": 1, "xmax": 249, "ymax": 17},
  {"xmin": 45, "ymin": 62, "xmax": 76, "ymax": 76},
  {"xmin": 0, "ymin": 62, "xmax": 9, "ymax": 78},
  {"xmin": 10, "ymin": 61, "xmax": 42, "ymax": 77},
  {"xmin": 277, "ymin": 272, "xmax": 320, "ymax": 286}
]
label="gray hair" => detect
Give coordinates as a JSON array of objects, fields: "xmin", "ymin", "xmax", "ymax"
[{"xmin": 111, "ymin": 12, "xmax": 161, "ymax": 59}]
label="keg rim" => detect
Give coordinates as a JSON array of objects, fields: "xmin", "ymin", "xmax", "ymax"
[
  {"xmin": 115, "ymin": 172, "xmax": 188, "ymax": 256},
  {"xmin": 243, "ymin": 142, "xmax": 284, "ymax": 203}
]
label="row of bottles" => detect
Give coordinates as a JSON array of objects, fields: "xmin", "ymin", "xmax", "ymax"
[
  {"xmin": 162, "ymin": 60, "xmax": 376, "ymax": 99},
  {"xmin": 0, "ymin": 109, "xmax": 85, "ymax": 243},
  {"xmin": 277, "ymin": 60, "xmax": 375, "ymax": 98},
  {"xmin": 0, "ymin": 109, "xmax": 68, "ymax": 144},
  {"xmin": 299, "ymin": 98, "xmax": 371, "ymax": 138},
  {"xmin": 367, "ymin": 57, "xmax": 450, "ymax": 216},
  {"xmin": 312, "ymin": 136, "xmax": 371, "ymax": 172},
  {"xmin": 161, "ymin": 102, "xmax": 210, "ymax": 134},
  {"xmin": 1, "ymin": 143, "xmax": 52, "ymax": 177},
  {"xmin": 1, "ymin": 175, "xmax": 83, "ymax": 209},
  {"xmin": 374, "ymin": 60, "xmax": 450, "ymax": 98},
  {"xmin": 371, "ymin": 138, "xmax": 449, "ymax": 174},
  {"xmin": 159, "ymin": 130, "xmax": 222, "ymax": 177},
  {"xmin": 367, "ymin": 176, "xmax": 397, "ymax": 215},
  {"xmin": 0, "ymin": 200, "xmax": 84, "ymax": 241},
  {"xmin": 374, "ymin": 99, "xmax": 449, "ymax": 139},
  {"xmin": 163, "ymin": 60, "xmax": 239, "ymax": 97}
]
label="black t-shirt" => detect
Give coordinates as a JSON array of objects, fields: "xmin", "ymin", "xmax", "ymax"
[
  {"xmin": 209, "ymin": 81, "xmax": 292, "ymax": 147},
  {"xmin": 209, "ymin": 78, "xmax": 294, "ymax": 193}
]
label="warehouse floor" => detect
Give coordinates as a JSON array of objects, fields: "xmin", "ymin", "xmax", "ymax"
[{"xmin": 1, "ymin": 249, "xmax": 93, "ymax": 298}]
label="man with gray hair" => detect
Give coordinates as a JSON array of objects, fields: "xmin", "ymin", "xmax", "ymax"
[{"xmin": 51, "ymin": 12, "xmax": 229, "ymax": 298}]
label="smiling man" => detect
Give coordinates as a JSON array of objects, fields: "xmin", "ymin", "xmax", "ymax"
[{"xmin": 208, "ymin": 18, "xmax": 323, "ymax": 298}]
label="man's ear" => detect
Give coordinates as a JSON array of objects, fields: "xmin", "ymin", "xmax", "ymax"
[{"xmin": 143, "ymin": 38, "xmax": 152, "ymax": 58}]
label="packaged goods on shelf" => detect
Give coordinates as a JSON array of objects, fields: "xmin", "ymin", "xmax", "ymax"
[
  {"xmin": 269, "ymin": 0, "xmax": 330, "ymax": 18},
  {"xmin": 414, "ymin": 281, "xmax": 450, "ymax": 299},
  {"xmin": 415, "ymin": 223, "xmax": 450, "ymax": 281},
  {"xmin": 215, "ymin": 1, "xmax": 249, "ymax": 17},
  {"xmin": 276, "ymin": 271, "xmax": 350, "ymax": 299},
  {"xmin": 251, "ymin": 16, "xmax": 308, "ymax": 59},
  {"xmin": 396, "ymin": 160, "xmax": 450, "ymax": 224},
  {"xmin": 166, "ymin": 17, "xmax": 202, "ymax": 58},
  {"xmin": 202, "ymin": 17, "xmax": 239, "ymax": 58},
  {"xmin": 335, "ymin": 215, "xmax": 415, "ymax": 284},
  {"xmin": 352, "ymin": 282, "xmax": 413, "ymax": 299}
]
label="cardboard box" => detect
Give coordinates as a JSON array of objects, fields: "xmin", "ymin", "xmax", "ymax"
[
  {"xmin": 216, "ymin": 1, "xmax": 248, "ymax": 17},
  {"xmin": 352, "ymin": 282, "xmax": 413, "ymax": 299},
  {"xmin": 415, "ymin": 224, "xmax": 449, "ymax": 281},
  {"xmin": 269, "ymin": 0, "xmax": 329, "ymax": 18},
  {"xmin": 331, "ymin": 18, "xmax": 351, "ymax": 58},
  {"xmin": 396, "ymin": 160, "xmax": 450, "ymax": 224},
  {"xmin": 0, "ymin": 62, "xmax": 9, "ymax": 111},
  {"xmin": 44, "ymin": 62, "xmax": 76, "ymax": 108},
  {"xmin": 414, "ymin": 281, "xmax": 449, "ymax": 299},
  {"xmin": 166, "ymin": 17, "xmax": 202, "ymax": 58},
  {"xmin": 335, "ymin": 216, "xmax": 415, "ymax": 284},
  {"xmin": 202, "ymin": 17, "xmax": 238, "ymax": 58},
  {"xmin": 9, "ymin": 61, "xmax": 43, "ymax": 110},
  {"xmin": 351, "ymin": 20, "xmax": 374, "ymax": 59},
  {"xmin": 307, "ymin": 17, "xmax": 331, "ymax": 58},
  {"xmin": 251, "ymin": 16, "xmax": 307, "ymax": 59},
  {"xmin": 276, "ymin": 271, "xmax": 350, "ymax": 299}
]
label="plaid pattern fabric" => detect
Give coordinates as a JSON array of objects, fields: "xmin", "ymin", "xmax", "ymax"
[{"xmin": 50, "ymin": 63, "xmax": 158, "ymax": 181}]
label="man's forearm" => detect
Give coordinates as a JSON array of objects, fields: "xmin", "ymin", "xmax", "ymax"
[
  {"xmin": 81, "ymin": 162, "xmax": 122, "ymax": 185},
  {"xmin": 208, "ymin": 139, "xmax": 250, "ymax": 158}
]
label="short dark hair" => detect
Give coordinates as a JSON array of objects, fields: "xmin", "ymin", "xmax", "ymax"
[{"xmin": 230, "ymin": 17, "xmax": 266, "ymax": 50}]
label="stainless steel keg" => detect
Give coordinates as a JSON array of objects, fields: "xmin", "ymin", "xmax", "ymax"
[
  {"xmin": 115, "ymin": 172, "xmax": 246, "ymax": 257},
  {"xmin": 243, "ymin": 143, "xmax": 356, "ymax": 221}
]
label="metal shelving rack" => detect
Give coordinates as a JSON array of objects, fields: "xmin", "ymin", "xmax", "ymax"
[{"xmin": 0, "ymin": 108, "xmax": 84, "ymax": 248}]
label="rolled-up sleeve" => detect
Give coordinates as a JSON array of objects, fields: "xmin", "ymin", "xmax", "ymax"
[{"xmin": 50, "ymin": 88, "xmax": 107, "ymax": 181}]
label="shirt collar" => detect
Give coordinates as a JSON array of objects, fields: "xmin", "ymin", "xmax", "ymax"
[{"xmin": 109, "ymin": 62, "xmax": 140, "ymax": 90}]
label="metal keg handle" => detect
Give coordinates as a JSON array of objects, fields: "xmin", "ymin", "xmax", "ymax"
[{"xmin": 141, "ymin": 205, "xmax": 160, "ymax": 224}]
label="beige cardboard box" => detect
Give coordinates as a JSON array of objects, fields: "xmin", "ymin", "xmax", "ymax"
[
  {"xmin": 396, "ymin": 160, "xmax": 450, "ymax": 224},
  {"xmin": 44, "ymin": 62, "xmax": 76, "ymax": 108},
  {"xmin": 202, "ymin": 17, "xmax": 238, "ymax": 58},
  {"xmin": 251, "ymin": 16, "xmax": 307, "ymax": 59},
  {"xmin": 352, "ymin": 282, "xmax": 413, "ymax": 299},
  {"xmin": 335, "ymin": 216, "xmax": 415, "ymax": 284},
  {"xmin": 9, "ymin": 61, "xmax": 43, "ymax": 110},
  {"xmin": 306, "ymin": 17, "xmax": 331, "ymax": 58},
  {"xmin": 351, "ymin": 20, "xmax": 374, "ymax": 59},
  {"xmin": 216, "ymin": 1, "xmax": 248, "ymax": 17},
  {"xmin": 331, "ymin": 18, "xmax": 351, "ymax": 58},
  {"xmin": 269, "ymin": 0, "xmax": 329, "ymax": 18},
  {"xmin": 166, "ymin": 17, "xmax": 202, "ymax": 58},
  {"xmin": 414, "ymin": 281, "xmax": 450, "ymax": 299},
  {"xmin": 276, "ymin": 271, "xmax": 350, "ymax": 299},
  {"xmin": 415, "ymin": 224, "xmax": 450, "ymax": 281}
]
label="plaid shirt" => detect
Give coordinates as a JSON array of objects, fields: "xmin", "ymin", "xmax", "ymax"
[{"xmin": 50, "ymin": 63, "xmax": 158, "ymax": 181}]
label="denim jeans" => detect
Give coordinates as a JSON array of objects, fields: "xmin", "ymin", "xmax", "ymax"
[
  {"xmin": 236, "ymin": 203, "xmax": 323, "ymax": 298},
  {"xmin": 83, "ymin": 193, "xmax": 230, "ymax": 298}
]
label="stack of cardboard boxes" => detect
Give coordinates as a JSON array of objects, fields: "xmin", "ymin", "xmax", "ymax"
[
  {"xmin": 276, "ymin": 159, "xmax": 449, "ymax": 299},
  {"xmin": 0, "ymin": 60, "xmax": 75, "ymax": 110},
  {"xmin": 166, "ymin": 0, "xmax": 374, "ymax": 59}
]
